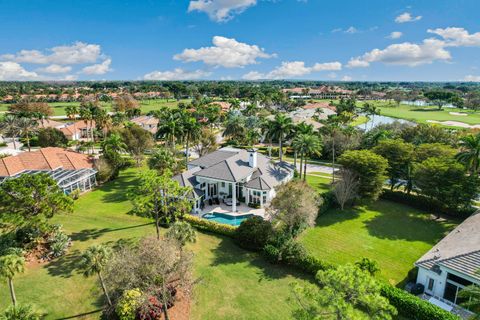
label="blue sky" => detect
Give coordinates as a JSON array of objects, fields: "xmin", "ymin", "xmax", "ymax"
[{"xmin": 0, "ymin": 0, "xmax": 479, "ymax": 81}]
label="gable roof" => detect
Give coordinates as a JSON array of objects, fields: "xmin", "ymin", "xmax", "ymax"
[
  {"xmin": 415, "ymin": 212, "xmax": 480, "ymax": 281},
  {"xmin": 172, "ymin": 166, "xmax": 204, "ymax": 198},
  {"xmin": 188, "ymin": 150, "xmax": 237, "ymax": 168},
  {"xmin": 0, "ymin": 147, "xmax": 95, "ymax": 177}
]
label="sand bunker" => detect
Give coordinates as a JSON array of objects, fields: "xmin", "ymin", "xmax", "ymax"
[
  {"xmin": 449, "ymin": 112, "xmax": 468, "ymax": 116},
  {"xmin": 427, "ymin": 120, "xmax": 480, "ymax": 128}
]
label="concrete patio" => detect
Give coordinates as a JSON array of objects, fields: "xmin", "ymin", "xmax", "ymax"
[{"xmin": 202, "ymin": 202, "xmax": 266, "ymax": 218}]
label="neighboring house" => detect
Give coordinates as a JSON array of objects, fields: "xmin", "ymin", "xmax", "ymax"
[
  {"xmin": 60, "ymin": 120, "xmax": 96, "ymax": 141},
  {"xmin": 130, "ymin": 115, "xmax": 159, "ymax": 134},
  {"xmin": 173, "ymin": 147, "xmax": 294, "ymax": 213},
  {"xmin": 415, "ymin": 212, "xmax": 480, "ymax": 307},
  {"xmin": 0, "ymin": 147, "xmax": 97, "ymax": 194}
]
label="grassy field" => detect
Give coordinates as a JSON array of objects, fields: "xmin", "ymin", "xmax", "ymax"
[
  {"xmin": 305, "ymin": 174, "xmax": 332, "ymax": 193},
  {"xmin": 0, "ymin": 167, "xmax": 310, "ymax": 320},
  {"xmin": 0, "ymin": 99, "xmax": 189, "ymax": 117},
  {"xmin": 299, "ymin": 200, "xmax": 458, "ymax": 285},
  {"xmin": 369, "ymin": 102, "xmax": 480, "ymax": 125}
]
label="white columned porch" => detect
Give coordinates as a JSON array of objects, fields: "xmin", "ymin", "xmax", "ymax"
[{"xmin": 232, "ymin": 182, "xmax": 237, "ymax": 212}]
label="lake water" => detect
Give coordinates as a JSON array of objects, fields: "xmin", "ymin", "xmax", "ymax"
[{"xmin": 358, "ymin": 114, "xmax": 414, "ymax": 131}]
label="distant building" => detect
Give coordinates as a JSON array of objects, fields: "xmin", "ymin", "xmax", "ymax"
[
  {"xmin": 130, "ymin": 115, "xmax": 159, "ymax": 134},
  {"xmin": 283, "ymin": 86, "xmax": 353, "ymax": 99},
  {"xmin": 0, "ymin": 147, "xmax": 97, "ymax": 194}
]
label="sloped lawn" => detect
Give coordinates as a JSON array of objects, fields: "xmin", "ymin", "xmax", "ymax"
[
  {"xmin": 0, "ymin": 168, "xmax": 310, "ymax": 319},
  {"xmin": 300, "ymin": 200, "xmax": 458, "ymax": 285}
]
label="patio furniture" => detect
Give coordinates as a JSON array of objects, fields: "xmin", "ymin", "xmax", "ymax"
[{"xmin": 224, "ymin": 198, "xmax": 240, "ymax": 206}]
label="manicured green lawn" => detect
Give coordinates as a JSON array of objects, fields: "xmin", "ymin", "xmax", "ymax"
[
  {"xmin": 0, "ymin": 167, "xmax": 310, "ymax": 319},
  {"xmin": 300, "ymin": 200, "xmax": 458, "ymax": 285},
  {"xmin": 0, "ymin": 99, "xmax": 189, "ymax": 117},
  {"xmin": 372, "ymin": 103, "xmax": 480, "ymax": 125},
  {"xmin": 306, "ymin": 174, "xmax": 332, "ymax": 193}
]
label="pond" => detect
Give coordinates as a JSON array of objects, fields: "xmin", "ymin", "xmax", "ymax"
[{"xmin": 357, "ymin": 114, "xmax": 414, "ymax": 131}]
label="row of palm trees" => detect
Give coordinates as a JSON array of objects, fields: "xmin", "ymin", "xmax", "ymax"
[{"xmin": 0, "ymin": 115, "xmax": 38, "ymax": 151}]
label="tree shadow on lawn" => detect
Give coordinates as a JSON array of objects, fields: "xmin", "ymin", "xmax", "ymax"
[
  {"xmin": 46, "ymin": 249, "xmax": 83, "ymax": 278},
  {"xmin": 362, "ymin": 206, "xmax": 455, "ymax": 244},
  {"xmin": 314, "ymin": 207, "xmax": 360, "ymax": 228},
  {"xmin": 208, "ymin": 234, "xmax": 314, "ymax": 283},
  {"xmin": 99, "ymin": 171, "xmax": 140, "ymax": 203},
  {"xmin": 69, "ymin": 223, "xmax": 153, "ymax": 242}
]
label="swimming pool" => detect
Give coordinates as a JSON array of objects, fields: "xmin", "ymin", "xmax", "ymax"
[{"xmin": 202, "ymin": 212, "xmax": 257, "ymax": 226}]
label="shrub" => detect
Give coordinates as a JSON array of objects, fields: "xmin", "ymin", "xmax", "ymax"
[
  {"xmin": 235, "ymin": 217, "xmax": 272, "ymax": 251},
  {"xmin": 136, "ymin": 295, "xmax": 163, "ymax": 320},
  {"xmin": 355, "ymin": 257, "xmax": 380, "ymax": 276},
  {"xmin": 69, "ymin": 188, "xmax": 81, "ymax": 200},
  {"xmin": 263, "ymin": 244, "xmax": 281, "ymax": 263},
  {"xmin": 293, "ymin": 254, "xmax": 336, "ymax": 274},
  {"xmin": 47, "ymin": 224, "xmax": 71, "ymax": 258},
  {"xmin": 182, "ymin": 214, "xmax": 236, "ymax": 237},
  {"xmin": 37, "ymin": 127, "xmax": 68, "ymax": 147},
  {"xmin": 116, "ymin": 289, "xmax": 143, "ymax": 320},
  {"xmin": 0, "ymin": 304, "xmax": 42, "ymax": 320},
  {"xmin": 95, "ymin": 157, "xmax": 116, "ymax": 183},
  {"xmin": 247, "ymin": 202, "xmax": 261, "ymax": 209},
  {"xmin": 380, "ymin": 284, "xmax": 460, "ymax": 320},
  {"xmin": 381, "ymin": 189, "xmax": 474, "ymax": 219}
]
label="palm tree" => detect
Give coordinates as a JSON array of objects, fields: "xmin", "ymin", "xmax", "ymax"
[
  {"xmin": 182, "ymin": 116, "xmax": 201, "ymax": 168},
  {"xmin": 65, "ymin": 105, "xmax": 78, "ymax": 139},
  {"xmin": 80, "ymin": 245, "xmax": 113, "ymax": 307},
  {"xmin": 270, "ymin": 114, "xmax": 294, "ymax": 162},
  {"xmin": 0, "ymin": 115, "xmax": 20, "ymax": 150},
  {"xmin": 148, "ymin": 147, "xmax": 177, "ymax": 175},
  {"xmin": 17, "ymin": 117, "xmax": 38, "ymax": 152},
  {"xmin": 222, "ymin": 111, "xmax": 246, "ymax": 142},
  {"xmin": 155, "ymin": 109, "xmax": 183, "ymax": 149},
  {"xmin": 456, "ymin": 133, "xmax": 480, "ymax": 174},
  {"xmin": 166, "ymin": 221, "xmax": 196, "ymax": 251},
  {"xmin": 261, "ymin": 119, "xmax": 275, "ymax": 158},
  {"xmin": 0, "ymin": 254, "xmax": 25, "ymax": 307},
  {"xmin": 293, "ymin": 122, "xmax": 314, "ymax": 167},
  {"xmin": 101, "ymin": 133, "xmax": 127, "ymax": 155},
  {"xmin": 321, "ymin": 116, "xmax": 342, "ymax": 183},
  {"xmin": 293, "ymin": 134, "xmax": 322, "ymax": 181}
]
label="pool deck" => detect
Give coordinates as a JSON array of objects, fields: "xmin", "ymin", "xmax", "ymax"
[{"xmin": 201, "ymin": 203, "xmax": 266, "ymax": 218}]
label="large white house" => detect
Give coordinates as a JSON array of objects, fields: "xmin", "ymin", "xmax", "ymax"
[
  {"xmin": 415, "ymin": 212, "xmax": 480, "ymax": 309},
  {"xmin": 173, "ymin": 147, "xmax": 295, "ymax": 213}
]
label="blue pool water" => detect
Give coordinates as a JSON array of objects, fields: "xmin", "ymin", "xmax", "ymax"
[{"xmin": 202, "ymin": 212, "xmax": 256, "ymax": 226}]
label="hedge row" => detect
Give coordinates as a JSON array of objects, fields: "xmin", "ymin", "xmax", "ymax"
[
  {"xmin": 182, "ymin": 214, "xmax": 236, "ymax": 237},
  {"xmin": 381, "ymin": 189, "xmax": 475, "ymax": 219},
  {"xmin": 380, "ymin": 285, "xmax": 460, "ymax": 320}
]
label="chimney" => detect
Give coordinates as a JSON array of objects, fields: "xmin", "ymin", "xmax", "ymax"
[{"xmin": 248, "ymin": 148, "xmax": 257, "ymax": 168}]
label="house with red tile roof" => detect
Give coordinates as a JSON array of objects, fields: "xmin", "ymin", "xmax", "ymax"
[{"xmin": 0, "ymin": 147, "xmax": 97, "ymax": 194}]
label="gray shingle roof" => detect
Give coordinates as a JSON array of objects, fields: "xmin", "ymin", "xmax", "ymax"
[
  {"xmin": 245, "ymin": 176, "xmax": 271, "ymax": 190},
  {"xmin": 415, "ymin": 212, "xmax": 480, "ymax": 281},
  {"xmin": 172, "ymin": 166, "xmax": 204, "ymax": 198},
  {"xmin": 188, "ymin": 150, "xmax": 237, "ymax": 168}
]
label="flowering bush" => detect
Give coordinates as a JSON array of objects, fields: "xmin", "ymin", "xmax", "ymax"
[{"xmin": 115, "ymin": 289, "xmax": 142, "ymax": 320}]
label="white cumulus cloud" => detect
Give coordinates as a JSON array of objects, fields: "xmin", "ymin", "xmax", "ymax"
[
  {"xmin": 242, "ymin": 60, "xmax": 342, "ymax": 80},
  {"xmin": 464, "ymin": 75, "xmax": 480, "ymax": 82},
  {"xmin": 347, "ymin": 38, "xmax": 450, "ymax": 67},
  {"xmin": 188, "ymin": 0, "xmax": 257, "ymax": 22},
  {"xmin": 37, "ymin": 64, "xmax": 72, "ymax": 74},
  {"xmin": 428, "ymin": 27, "xmax": 480, "ymax": 47},
  {"xmin": 0, "ymin": 62, "xmax": 39, "ymax": 80},
  {"xmin": 81, "ymin": 59, "xmax": 112, "ymax": 75},
  {"xmin": 388, "ymin": 31, "xmax": 403, "ymax": 39},
  {"xmin": 2, "ymin": 42, "xmax": 103, "ymax": 65},
  {"xmin": 174, "ymin": 36, "xmax": 274, "ymax": 68},
  {"xmin": 395, "ymin": 12, "xmax": 422, "ymax": 23},
  {"xmin": 341, "ymin": 75, "xmax": 353, "ymax": 81},
  {"xmin": 143, "ymin": 68, "xmax": 211, "ymax": 80}
]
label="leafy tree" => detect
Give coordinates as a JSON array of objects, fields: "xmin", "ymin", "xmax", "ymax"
[
  {"xmin": 112, "ymin": 94, "xmax": 140, "ymax": 118},
  {"xmin": 80, "ymin": 245, "xmax": 113, "ymax": 306},
  {"xmin": 235, "ymin": 216, "xmax": 273, "ymax": 251},
  {"xmin": 400, "ymin": 124, "xmax": 458, "ymax": 146},
  {"xmin": 415, "ymin": 143, "xmax": 457, "ymax": 163},
  {"xmin": 166, "ymin": 221, "xmax": 196, "ymax": 250},
  {"xmin": 456, "ymin": 133, "xmax": 480, "ymax": 174},
  {"xmin": 270, "ymin": 113, "xmax": 294, "ymax": 161},
  {"xmin": 424, "ymin": 90, "xmax": 460, "ymax": 110},
  {"xmin": 101, "ymin": 133, "xmax": 127, "ymax": 174},
  {"xmin": 333, "ymin": 169, "xmax": 359, "ymax": 210},
  {"xmin": 0, "ymin": 254, "xmax": 25, "ymax": 307},
  {"xmin": 338, "ymin": 150, "xmax": 388, "ymax": 201},
  {"xmin": 118, "ymin": 124, "xmax": 154, "ymax": 166},
  {"xmin": 148, "ymin": 147, "xmax": 178, "ymax": 175},
  {"xmin": 8, "ymin": 102, "xmax": 53, "ymax": 121},
  {"xmin": 355, "ymin": 257, "xmax": 380, "ymax": 276},
  {"xmin": 0, "ymin": 173, "xmax": 73, "ymax": 228},
  {"xmin": 270, "ymin": 180, "xmax": 320, "ymax": 236},
  {"xmin": 37, "ymin": 127, "xmax": 68, "ymax": 148},
  {"xmin": 128, "ymin": 170, "xmax": 192, "ymax": 239},
  {"xmin": 373, "ymin": 139, "xmax": 414, "ymax": 190},
  {"xmin": 413, "ymin": 157, "xmax": 478, "ymax": 217},
  {"xmin": 458, "ymin": 278, "xmax": 480, "ymax": 317},
  {"xmin": 222, "ymin": 110, "xmax": 247, "ymax": 143},
  {"xmin": 291, "ymin": 264, "xmax": 396, "ymax": 320},
  {"xmin": 320, "ymin": 114, "xmax": 350, "ymax": 183}
]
